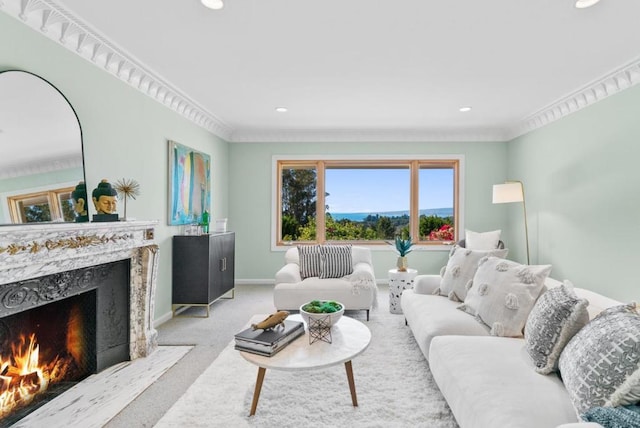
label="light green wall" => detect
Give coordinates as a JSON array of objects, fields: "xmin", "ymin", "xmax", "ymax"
[
  {"xmin": 229, "ymin": 141, "xmax": 508, "ymax": 281},
  {"xmin": 0, "ymin": 12, "xmax": 230, "ymax": 320},
  {"xmin": 10, "ymin": 5, "xmax": 635, "ymax": 313},
  {"xmin": 507, "ymin": 84, "xmax": 640, "ymax": 303}
]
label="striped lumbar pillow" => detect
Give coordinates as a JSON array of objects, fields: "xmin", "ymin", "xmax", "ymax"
[
  {"xmin": 297, "ymin": 245, "xmax": 322, "ymax": 279},
  {"xmin": 319, "ymin": 245, "xmax": 353, "ymax": 279}
]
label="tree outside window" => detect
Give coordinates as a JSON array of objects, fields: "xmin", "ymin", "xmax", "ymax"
[{"xmin": 277, "ymin": 158, "xmax": 461, "ymax": 246}]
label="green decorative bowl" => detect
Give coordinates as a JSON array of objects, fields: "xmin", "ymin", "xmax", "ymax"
[{"xmin": 299, "ymin": 300, "xmax": 344, "ymax": 327}]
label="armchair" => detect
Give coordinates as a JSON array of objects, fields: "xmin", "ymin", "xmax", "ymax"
[{"xmin": 273, "ymin": 245, "xmax": 377, "ymax": 320}]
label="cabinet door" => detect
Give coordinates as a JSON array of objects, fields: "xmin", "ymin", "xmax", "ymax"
[
  {"xmin": 208, "ymin": 234, "xmax": 224, "ymax": 301},
  {"xmin": 173, "ymin": 236, "xmax": 211, "ymax": 304},
  {"xmin": 208, "ymin": 232, "xmax": 235, "ymax": 300},
  {"xmin": 220, "ymin": 233, "xmax": 235, "ymax": 295}
]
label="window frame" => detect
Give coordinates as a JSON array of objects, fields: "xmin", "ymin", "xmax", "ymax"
[
  {"xmin": 272, "ymin": 154, "xmax": 465, "ymax": 251},
  {"xmin": 7, "ymin": 186, "xmax": 75, "ymax": 223}
]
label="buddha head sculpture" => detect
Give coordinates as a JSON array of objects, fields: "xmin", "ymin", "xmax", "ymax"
[
  {"xmin": 71, "ymin": 181, "xmax": 89, "ymax": 221},
  {"xmin": 71, "ymin": 181, "xmax": 88, "ymax": 215},
  {"xmin": 92, "ymin": 179, "xmax": 118, "ymax": 214}
]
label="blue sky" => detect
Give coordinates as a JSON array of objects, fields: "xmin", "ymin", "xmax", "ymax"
[{"xmin": 325, "ymin": 168, "xmax": 453, "ymax": 213}]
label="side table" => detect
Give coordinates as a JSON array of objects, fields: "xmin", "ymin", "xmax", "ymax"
[{"xmin": 388, "ymin": 268, "xmax": 418, "ymax": 314}]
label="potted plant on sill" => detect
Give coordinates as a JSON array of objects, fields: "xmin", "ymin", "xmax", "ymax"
[{"xmin": 393, "ymin": 235, "xmax": 413, "ymax": 272}]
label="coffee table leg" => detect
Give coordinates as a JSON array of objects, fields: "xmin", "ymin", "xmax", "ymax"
[
  {"xmin": 249, "ymin": 367, "xmax": 267, "ymax": 416},
  {"xmin": 344, "ymin": 360, "xmax": 358, "ymax": 407}
]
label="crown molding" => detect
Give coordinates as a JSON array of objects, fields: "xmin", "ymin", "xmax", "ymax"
[
  {"xmin": 0, "ymin": 154, "xmax": 83, "ymax": 180},
  {"xmin": 0, "ymin": 0, "xmax": 233, "ymax": 141},
  {"xmin": 507, "ymin": 57, "xmax": 640, "ymax": 140},
  {"xmin": 3, "ymin": 0, "xmax": 639, "ymax": 144}
]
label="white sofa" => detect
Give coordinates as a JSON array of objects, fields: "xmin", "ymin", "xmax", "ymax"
[
  {"xmin": 401, "ymin": 275, "xmax": 619, "ymax": 428},
  {"xmin": 274, "ymin": 245, "xmax": 377, "ymax": 320}
]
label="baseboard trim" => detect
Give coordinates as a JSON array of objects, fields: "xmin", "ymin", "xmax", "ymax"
[
  {"xmin": 234, "ymin": 279, "xmax": 275, "ymax": 285},
  {"xmin": 235, "ymin": 278, "xmax": 386, "ymax": 285},
  {"xmin": 154, "ymin": 311, "xmax": 173, "ymax": 328}
]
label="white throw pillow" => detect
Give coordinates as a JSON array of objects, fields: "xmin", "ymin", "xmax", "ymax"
[
  {"xmin": 465, "ymin": 229, "xmax": 501, "ymax": 250},
  {"xmin": 459, "ymin": 256, "xmax": 551, "ymax": 337},
  {"xmin": 438, "ymin": 245, "xmax": 508, "ymax": 302}
]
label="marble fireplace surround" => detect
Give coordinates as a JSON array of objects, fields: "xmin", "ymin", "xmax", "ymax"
[{"xmin": 0, "ymin": 220, "xmax": 159, "ymax": 360}]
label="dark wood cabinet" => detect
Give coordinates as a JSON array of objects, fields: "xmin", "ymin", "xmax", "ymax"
[{"xmin": 172, "ymin": 232, "xmax": 235, "ymax": 317}]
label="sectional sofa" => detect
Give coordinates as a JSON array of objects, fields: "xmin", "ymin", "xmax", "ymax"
[{"xmin": 401, "ymin": 262, "xmax": 632, "ymax": 428}]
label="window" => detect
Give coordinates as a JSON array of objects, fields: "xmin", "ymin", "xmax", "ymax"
[
  {"xmin": 7, "ymin": 187, "xmax": 75, "ymax": 223},
  {"xmin": 275, "ymin": 156, "xmax": 462, "ymax": 247}
]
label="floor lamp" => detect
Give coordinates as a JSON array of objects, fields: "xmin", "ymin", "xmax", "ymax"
[{"xmin": 492, "ymin": 181, "xmax": 530, "ymax": 265}]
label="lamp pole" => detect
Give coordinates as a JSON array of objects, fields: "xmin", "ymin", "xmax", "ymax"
[
  {"xmin": 516, "ymin": 181, "xmax": 530, "ymax": 265},
  {"xmin": 492, "ymin": 180, "xmax": 530, "ymax": 265}
]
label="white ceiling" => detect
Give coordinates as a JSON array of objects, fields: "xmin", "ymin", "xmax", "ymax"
[{"xmin": 5, "ymin": 0, "xmax": 640, "ymax": 142}]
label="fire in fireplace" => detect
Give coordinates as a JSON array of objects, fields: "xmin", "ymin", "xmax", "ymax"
[
  {"xmin": 0, "ymin": 291, "xmax": 96, "ymax": 424},
  {"xmin": 0, "ymin": 260, "xmax": 130, "ymax": 425}
]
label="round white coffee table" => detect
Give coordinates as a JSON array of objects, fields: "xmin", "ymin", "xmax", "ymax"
[{"xmin": 239, "ymin": 314, "xmax": 371, "ymax": 416}]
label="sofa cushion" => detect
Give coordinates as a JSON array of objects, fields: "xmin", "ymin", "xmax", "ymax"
[
  {"xmin": 429, "ymin": 336, "xmax": 579, "ymax": 428},
  {"xmin": 297, "ymin": 244, "xmax": 322, "ymax": 279},
  {"xmin": 558, "ymin": 303, "xmax": 640, "ymax": 415},
  {"xmin": 459, "ymin": 257, "xmax": 551, "ymax": 337},
  {"xmin": 319, "ymin": 244, "xmax": 353, "ymax": 278},
  {"xmin": 524, "ymin": 281, "xmax": 589, "ymax": 374},
  {"xmin": 465, "ymin": 229, "xmax": 502, "ymax": 250},
  {"xmin": 438, "ymin": 245, "xmax": 508, "ymax": 301},
  {"xmin": 400, "ymin": 290, "xmax": 489, "ymax": 360}
]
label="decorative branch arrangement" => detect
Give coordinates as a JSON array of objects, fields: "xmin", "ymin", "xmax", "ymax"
[{"xmin": 114, "ymin": 178, "xmax": 141, "ymax": 220}]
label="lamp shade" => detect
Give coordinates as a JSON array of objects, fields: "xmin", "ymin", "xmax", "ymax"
[{"xmin": 492, "ymin": 182, "xmax": 524, "ymax": 204}]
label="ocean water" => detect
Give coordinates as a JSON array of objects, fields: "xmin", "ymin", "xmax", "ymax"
[{"xmin": 331, "ymin": 208, "xmax": 453, "ymax": 221}]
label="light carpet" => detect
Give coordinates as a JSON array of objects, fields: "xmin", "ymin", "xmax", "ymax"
[{"xmin": 155, "ymin": 309, "xmax": 458, "ymax": 428}]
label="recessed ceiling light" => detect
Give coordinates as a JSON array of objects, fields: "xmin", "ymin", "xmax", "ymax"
[
  {"xmin": 575, "ymin": 0, "xmax": 601, "ymax": 8},
  {"xmin": 201, "ymin": 0, "xmax": 224, "ymax": 10},
  {"xmin": 459, "ymin": 106, "xmax": 472, "ymax": 112},
  {"xmin": 275, "ymin": 107, "xmax": 288, "ymax": 113}
]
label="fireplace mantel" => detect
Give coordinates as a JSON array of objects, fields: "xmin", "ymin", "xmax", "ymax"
[{"xmin": 0, "ymin": 220, "xmax": 159, "ymax": 359}]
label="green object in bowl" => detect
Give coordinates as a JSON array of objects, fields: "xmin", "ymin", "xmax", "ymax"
[{"xmin": 301, "ymin": 300, "xmax": 343, "ymax": 313}]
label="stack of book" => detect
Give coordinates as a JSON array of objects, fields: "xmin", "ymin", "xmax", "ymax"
[{"xmin": 234, "ymin": 320, "xmax": 305, "ymax": 357}]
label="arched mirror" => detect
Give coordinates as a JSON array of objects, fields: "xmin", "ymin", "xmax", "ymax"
[{"xmin": 0, "ymin": 70, "xmax": 86, "ymax": 225}]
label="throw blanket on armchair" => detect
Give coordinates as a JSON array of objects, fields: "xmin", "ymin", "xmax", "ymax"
[{"xmin": 349, "ymin": 271, "xmax": 379, "ymax": 309}]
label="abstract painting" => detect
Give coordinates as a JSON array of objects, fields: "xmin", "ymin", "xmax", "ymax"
[{"xmin": 168, "ymin": 140, "xmax": 211, "ymax": 225}]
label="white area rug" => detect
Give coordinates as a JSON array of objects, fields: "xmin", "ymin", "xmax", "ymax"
[{"xmin": 155, "ymin": 310, "xmax": 458, "ymax": 428}]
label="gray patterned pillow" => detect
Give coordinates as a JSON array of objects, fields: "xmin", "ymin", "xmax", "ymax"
[
  {"xmin": 558, "ymin": 303, "xmax": 640, "ymax": 415},
  {"xmin": 458, "ymin": 257, "xmax": 551, "ymax": 337},
  {"xmin": 319, "ymin": 245, "xmax": 353, "ymax": 279},
  {"xmin": 524, "ymin": 281, "xmax": 589, "ymax": 374},
  {"xmin": 297, "ymin": 245, "xmax": 322, "ymax": 279},
  {"xmin": 438, "ymin": 246, "xmax": 508, "ymax": 301}
]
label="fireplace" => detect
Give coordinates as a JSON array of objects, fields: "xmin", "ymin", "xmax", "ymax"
[
  {"xmin": 0, "ymin": 260, "xmax": 132, "ymax": 424},
  {"xmin": 0, "ymin": 221, "xmax": 158, "ymax": 425}
]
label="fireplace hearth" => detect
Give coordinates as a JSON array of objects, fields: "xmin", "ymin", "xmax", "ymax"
[{"xmin": 0, "ymin": 221, "xmax": 158, "ymax": 425}]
